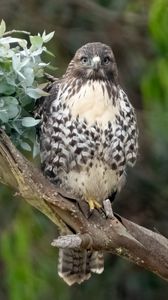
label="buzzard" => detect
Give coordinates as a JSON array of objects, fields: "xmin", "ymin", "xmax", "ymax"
[{"xmin": 37, "ymin": 42, "xmax": 138, "ymax": 285}]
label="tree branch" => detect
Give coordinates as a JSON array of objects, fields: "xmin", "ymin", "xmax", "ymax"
[{"xmin": 0, "ymin": 129, "xmax": 168, "ymax": 282}]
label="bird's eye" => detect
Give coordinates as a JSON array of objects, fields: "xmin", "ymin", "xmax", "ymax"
[
  {"xmin": 80, "ymin": 56, "xmax": 88, "ymax": 64},
  {"xmin": 103, "ymin": 56, "xmax": 110, "ymax": 64}
]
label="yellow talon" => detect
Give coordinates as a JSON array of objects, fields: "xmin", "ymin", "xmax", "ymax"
[{"xmin": 87, "ymin": 198, "xmax": 101, "ymax": 211}]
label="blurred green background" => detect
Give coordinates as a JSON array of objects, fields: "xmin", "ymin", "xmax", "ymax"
[{"xmin": 1, "ymin": 0, "xmax": 168, "ymax": 299}]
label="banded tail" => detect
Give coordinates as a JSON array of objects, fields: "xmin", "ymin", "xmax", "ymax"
[{"xmin": 58, "ymin": 248, "xmax": 104, "ymax": 285}]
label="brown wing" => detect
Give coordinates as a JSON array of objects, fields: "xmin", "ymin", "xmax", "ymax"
[{"xmin": 34, "ymin": 78, "xmax": 60, "ymax": 120}]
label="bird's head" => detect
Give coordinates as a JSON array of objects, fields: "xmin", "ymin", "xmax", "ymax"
[{"xmin": 65, "ymin": 42, "xmax": 118, "ymax": 84}]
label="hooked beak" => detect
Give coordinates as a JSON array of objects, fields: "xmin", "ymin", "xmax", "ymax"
[{"xmin": 91, "ymin": 56, "xmax": 101, "ymax": 71}]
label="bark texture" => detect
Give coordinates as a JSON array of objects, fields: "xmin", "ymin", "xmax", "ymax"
[{"xmin": 0, "ymin": 129, "xmax": 168, "ymax": 282}]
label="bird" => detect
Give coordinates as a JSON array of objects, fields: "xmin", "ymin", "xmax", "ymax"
[{"xmin": 36, "ymin": 42, "xmax": 138, "ymax": 285}]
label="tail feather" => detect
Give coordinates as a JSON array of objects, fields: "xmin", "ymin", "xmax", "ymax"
[
  {"xmin": 90, "ymin": 251, "xmax": 104, "ymax": 274},
  {"xmin": 58, "ymin": 248, "xmax": 104, "ymax": 285}
]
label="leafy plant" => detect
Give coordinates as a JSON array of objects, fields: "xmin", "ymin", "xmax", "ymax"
[{"xmin": 0, "ymin": 20, "xmax": 54, "ymax": 154}]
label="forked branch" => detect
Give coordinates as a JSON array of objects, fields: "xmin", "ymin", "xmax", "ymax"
[{"xmin": 0, "ymin": 129, "xmax": 168, "ymax": 282}]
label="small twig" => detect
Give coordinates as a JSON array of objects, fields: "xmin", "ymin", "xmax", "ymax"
[
  {"xmin": 3, "ymin": 30, "xmax": 31, "ymax": 36},
  {"xmin": 51, "ymin": 234, "xmax": 82, "ymax": 249},
  {"xmin": 51, "ymin": 233, "xmax": 93, "ymax": 249},
  {"xmin": 44, "ymin": 72, "xmax": 58, "ymax": 82}
]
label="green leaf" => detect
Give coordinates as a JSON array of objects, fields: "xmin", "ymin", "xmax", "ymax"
[
  {"xmin": 0, "ymin": 59, "xmax": 12, "ymax": 72},
  {"xmin": 44, "ymin": 48, "xmax": 55, "ymax": 57},
  {"xmin": 30, "ymin": 35, "xmax": 43, "ymax": 49},
  {"xmin": 0, "ymin": 98, "xmax": 4, "ymax": 107},
  {"xmin": 20, "ymin": 95, "xmax": 33, "ymax": 107},
  {"xmin": 18, "ymin": 39, "xmax": 27, "ymax": 49},
  {"xmin": 0, "ymin": 97, "xmax": 19, "ymax": 119},
  {"xmin": 0, "ymin": 110, "xmax": 9, "ymax": 123},
  {"xmin": 33, "ymin": 140, "xmax": 40, "ymax": 157},
  {"xmin": 0, "ymin": 37, "xmax": 26, "ymax": 45},
  {"xmin": 20, "ymin": 141, "xmax": 31, "ymax": 151},
  {"xmin": 12, "ymin": 54, "xmax": 21, "ymax": 72},
  {"xmin": 26, "ymin": 87, "xmax": 49, "ymax": 99},
  {"xmin": 22, "ymin": 67, "xmax": 34, "ymax": 86},
  {"xmin": 3, "ymin": 96, "xmax": 18, "ymax": 105},
  {"xmin": 0, "ymin": 79, "xmax": 16, "ymax": 95},
  {"xmin": 0, "ymin": 19, "xmax": 6, "ymax": 37},
  {"xmin": 7, "ymin": 104, "xmax": 19, "ymax": 119},
  {"xmin": 22, "ymin": 117, "xmax": 40, "ymax": 127},
  {"xmin": 12, "ymin": 120, "xmax": 23, "ymax": 135},
  {"xmin": 42, "ymin": 31, "xmax": 55, "ymax": 43}
]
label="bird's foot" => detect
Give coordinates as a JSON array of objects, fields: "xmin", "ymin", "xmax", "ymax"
[
  {"xmin": 87, "ymin": 198, "xmax": 101, "ymax": 211},
  {"xmin": 78, "ymin": 198, "xmax": 101, "ymax": 219},
  {"xmin": 103, "ymin": 199, "xmax": 114, "ymax": 219}
]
